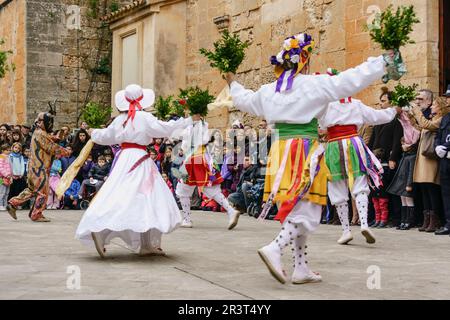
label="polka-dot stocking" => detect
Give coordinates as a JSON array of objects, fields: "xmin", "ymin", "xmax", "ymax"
[
  {"xmin": 355, "ymin": 192, "xmax": 369, "ymax": 229},
  {"xmin": 180, "ymin": 196, "xmax": 191, "ymax": 222},
  {"xmin": 269, "ymin": 220, "xmax": 300, "ymax": 255},
  {"xmin": 292, "ymin": 234, "xmax": 311, "ymax": 275},
  {"xmin": 336, "ymin": 202, "xmax": 351, "ymax": 234}
]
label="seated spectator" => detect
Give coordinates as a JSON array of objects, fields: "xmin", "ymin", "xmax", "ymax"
[
  {"xmin": 63, "ymin": 179, "xmax": 81, "ymax": 210},
  {"xmin": 80, "ymin": 154, "xmax": 95, "ymax": 181},
  {"xmin": 78, "ymin": 156, "xmax": 109, "ymax": 199},
  {"xmin": 201, "ymin": 194, "xmax": 219, "ymax": 212},
  {"xmin": 228, "ymin": 156, "xmax": 260, "ymax": 212}
]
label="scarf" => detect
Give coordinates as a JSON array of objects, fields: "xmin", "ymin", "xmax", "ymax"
[{"xmin": 9, "ymin": 152, "xmax": 25, "ymax": 176}]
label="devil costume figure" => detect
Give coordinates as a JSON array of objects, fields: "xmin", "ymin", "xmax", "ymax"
[{"xmin": 7, "ymin": 113, "xmax": 70, "ymax": 222}]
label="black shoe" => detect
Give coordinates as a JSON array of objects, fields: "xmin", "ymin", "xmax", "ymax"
[
  {"xmin": 401, "ymin": 223, "xmax": 410, "ymax": 230},
  {"xmin": 435, "ymin": 227, "xmax": 450, "ymax": 236},
  {"xmin": 378, "ymin": 222, "xmax": 388, "ymax": 228},
  {"xmin": 6, "ymin": 204, "xmax": 17, "ymax": 220},
  {"xmin": 370, "ymin": 221, "xmax": 379, "ymax": 228}
]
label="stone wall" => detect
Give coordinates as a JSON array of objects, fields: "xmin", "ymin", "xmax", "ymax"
[
  {"xmin": 0, "ymin": 0, "xmax": 26, "ymax": 125},
  {"xmin": 186, "ymin": 0, "xmax": 439, "ymax": 130},
  {"xmin": 25, "ymin": 0, "xmax": 130, "ymax": 128}
]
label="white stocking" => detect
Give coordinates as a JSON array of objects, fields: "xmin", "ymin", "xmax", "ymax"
[
  {"xmin": 212, "ymin": 192, "xmax": 234, "ymax": 217},
  {"xmin": 355, "ymin": 192, "xmax": 369, "ymax": 229},
  {"xmin": 292, "ymin": 234, "xmax": 312, "ymax": 275},
  {"xmin": 336, "ymin": 202, "xmax": 351, "ymax": 233},
  {"xmin": 180, "ymin": 197, "xmax": 191, "ymax": 222},
  {"xmin": 269, "ymin": 220, "xmax": 301, "ymax": 255}
]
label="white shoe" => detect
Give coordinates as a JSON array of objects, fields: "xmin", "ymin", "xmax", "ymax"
[
  {"xmin": 292, "ymin": 270, "xmax": 322, "ymax": 285},
  {"xmin": 337, "ymin": 231, "xmax": 354, "ymax": 245},
  {"xmin": 91, "ymin": 232, "xmax": 106, "ymax": 258},
  {"xmin": 227, "ymin": 210, "xmax": 240, "ymax": 230},
  {"xmin": 361, "ymin": 228, "xmax": 376, "ymax": 244},
  {"xmin": 138, "ymin": 247, "xmax": 166, "ymax": 256},
  {"xmin": 181, "ymin": 219, "xmax": 193, "ymax": 228},
  {"xmin": 257, "ymin": 245, "xmax": 287, "ymax": 284}
]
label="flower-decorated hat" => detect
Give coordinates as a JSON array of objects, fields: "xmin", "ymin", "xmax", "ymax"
[{"xmin": 270, "ymin": 33, "xmax": 315, "ymax": 92}]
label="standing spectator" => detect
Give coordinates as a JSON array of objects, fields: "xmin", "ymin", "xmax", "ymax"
[
  {"xmin": 71, "ymin": 128, "xmax": 90, "ymax": 158},
  {"xmin": 149, "ymin": 148, "xmax": 161, "ymax": 173},
  {"xmin": 162, "ymin": 173, "xmax": 174, "ymax": 194},
  {"xmin": 368, "ymin": 90, "xmax": 404, "ymax": 227},
  {"xmin": 8, "ymin": 142, "xmax": 27, "ymax": 200},
  {"xmin": 61, "ymin": 146, "xmax": 76, "ymax": 174},
  {"xmin": 0, "ymin": 124, "xmax": 11, "ymax": 146},
  {"xmin": 47, "ymin": 159, "xmax": 62, "ymax": 209},
  {"xmin": 161, "ymin": 147, "xmax": 173, "ymax": 179},
  {"xmin": 20, "ymin": 124, "xmax": 32, "ymax": 148},
  {"xmin": 11, "ymin": 129, "xmax": 24, "ymax": 146},
  {"xmin": 434, "ymin": 88, "xmax": 450, "ymax": 236},
  {"xmin": 387, "ymin": 111, "xmax": 421, "ymax": 230},
  {"xmin": 409, "ymin": 97, "xmax": 448, "ymax": 233},
  {"xmin": 80, "ymin": 121, "xmax": 90, "ymax": 131},
  {"xmin": 0, "ymin": 144, "xmax": 12, "ymax": 210},
  {"xmin": 171, "ymin": 148, "xmax": 185, "ymax": 190}
]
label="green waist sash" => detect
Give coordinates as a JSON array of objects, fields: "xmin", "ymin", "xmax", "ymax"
[{"xmin": 275, "ymin": 120, "xmax": 318, "ymax": 140}]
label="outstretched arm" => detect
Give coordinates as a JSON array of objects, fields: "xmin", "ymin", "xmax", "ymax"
[
  {"xmin": 145, "ymin": 113, "xmax": 194, "ymax": 138},
  {"xmin": 359, "ymin": 101, "xmax": 398, "ymax": 125}
]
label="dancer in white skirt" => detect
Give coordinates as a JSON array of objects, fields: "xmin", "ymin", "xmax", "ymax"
[{"xmin": 75, "ymin": 84, "xmax": 197, "ymax": 258}]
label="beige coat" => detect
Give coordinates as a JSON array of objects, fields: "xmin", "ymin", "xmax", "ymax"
[{"xmin": 410, "ymin": 108, "xmax": 442, "ymax": 184}]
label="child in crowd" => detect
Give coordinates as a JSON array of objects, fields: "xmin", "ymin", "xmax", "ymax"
[
  {"xmin": 64, "ymin": 179, "xmax": 81, "ymax": 210},
  {"xmin": 0, "ymin": 144, "xmax": 12, "ymax": 210},
  {"xmin": 8, "ymin": 142, "xmax": 27, "ymax": 200},
  {"xmin": 201, "ymin": 194, "xmax": 219, "ymax": 212},
  {"xmin": 78, "ymin": 155, "xmax": 109, "ymax": 199},
  {"xmin": 162, "ymin": 173, "xmax": 174, "ymax": 194},
  {"xmin": 47, "ymin": 158, "xmax": 62, "ymax": 209}
]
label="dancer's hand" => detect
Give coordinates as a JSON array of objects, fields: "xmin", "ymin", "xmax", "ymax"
[
  {"xmin": 406, "ymin": 186, "xmax": 413, "ymax": 192},
  {"xmin": 224, "ymin": 72, "xmax": 235, "ymax": 85}
]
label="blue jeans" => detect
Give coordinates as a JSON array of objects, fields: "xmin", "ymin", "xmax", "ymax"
[{"xmin": 228, "ymin": 182, "xmax": 252, "ymax": 211}]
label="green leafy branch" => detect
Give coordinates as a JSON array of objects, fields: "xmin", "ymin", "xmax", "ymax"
[
  {"xmin": 366, "ymin": 5, "xmax": 420, "ymax": 50},
  {"xmin": 178, "ymin": 87, "xmax": 214, "ymax": 117},
  {"xmin": 81, "ymin": 101, "xmax": 112, "ymax": 128},
  {"xmin": 199, "ymin": 30, "xmax": 250, "ymax": 74},
  {"xmin": 0, "ymin": 38, "xmax": 14, "ymax": 79},
  {"xmin": 391, "ymin": 83, "xmax": 418, "ymax": 107}
]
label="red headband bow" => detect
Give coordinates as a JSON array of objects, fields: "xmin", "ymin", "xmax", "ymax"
[{"xmin": 123, "ymin": 95, "xmax": 143, "ymax": 127}]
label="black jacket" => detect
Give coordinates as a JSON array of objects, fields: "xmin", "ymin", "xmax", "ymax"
[
  {"xmin": 236, "ymin": 165, "xmax": 260, "ymax": 192},
  {"xmin": 435, "ymin": 113, "xmax": 450, "ymax": 173},
  {"xmin": 368, "ymin": 118, "xmax": 404, "ymax": 163},
  {"xmin": 89, "ymin": 164, "xmax": 109, "ymax": 180}
]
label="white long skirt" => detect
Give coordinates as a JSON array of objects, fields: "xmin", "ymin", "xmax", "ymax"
[{"xmin": 75, "ymin": 148, "xmax": 182, "ymax": 250}]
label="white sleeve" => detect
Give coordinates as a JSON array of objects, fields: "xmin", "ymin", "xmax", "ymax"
[
  {"xmin": 91, "ymin": 117, "xmax": 121, "ymax": 145},
  {"xmin": 307, "ymin": 56, "xmax": 385, "ymax": 107},
  {"xmin": 201, "ymin": 121, "xmax": 210, "ymax": 145},
  {"xmin": 145, "ymin": 114, "xmax": 193, "ymax": 138},
  {"xmin": 359, "ymin": 101, "xmax": 397, "ymax": 125},
  {"xmin": 229, "ymin": 81, "xmax": 265, "ymax": 117}
]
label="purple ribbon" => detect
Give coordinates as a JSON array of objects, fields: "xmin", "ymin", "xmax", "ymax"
[{"xmin": 275, "ymin": 70, "xmax": 286, "ymax": 92}]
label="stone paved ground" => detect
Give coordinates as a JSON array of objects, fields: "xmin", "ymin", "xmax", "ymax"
[{"xmin": 1, "ymin": 210, "xmax": 449, "ymax": 300}]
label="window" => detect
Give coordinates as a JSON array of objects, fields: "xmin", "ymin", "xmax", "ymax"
[
  {"xmin": 121, "ymin": 32, "xmax": 139, "ymax": 88},
  {"xmin": 440, "ymin": 0, "xmax": 450, "ymax": 94}
]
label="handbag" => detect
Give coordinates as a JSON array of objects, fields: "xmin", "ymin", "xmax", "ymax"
[{"xmin": 420, "ymin": 130, "xmax": 438, "ymax": 159}]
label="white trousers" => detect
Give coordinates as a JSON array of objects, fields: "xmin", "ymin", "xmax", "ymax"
[{"xmin": 327, "ymin": 175, "xmax": 370, "ymax": 205}]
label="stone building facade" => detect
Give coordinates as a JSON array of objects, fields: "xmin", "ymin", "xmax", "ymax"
[
  {"xmin": 103, "ymin": 0, "xmax": 445, "ymax": 132},
  {"xmin": 0, "ymin": 0, "xmax": 131, "ymax": 126},
  {"xmin": 1, "ymin": 0, "xmax": 447, "ymax": 131}
]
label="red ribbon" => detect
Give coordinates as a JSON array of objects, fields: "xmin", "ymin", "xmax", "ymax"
[
  {"xmin": 327, "ymin": 124, "xmax": 358, "ymax": 142},
  {"xmin": 123, "ymin": 95, "xmax": 143, "ymax": 127}
]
